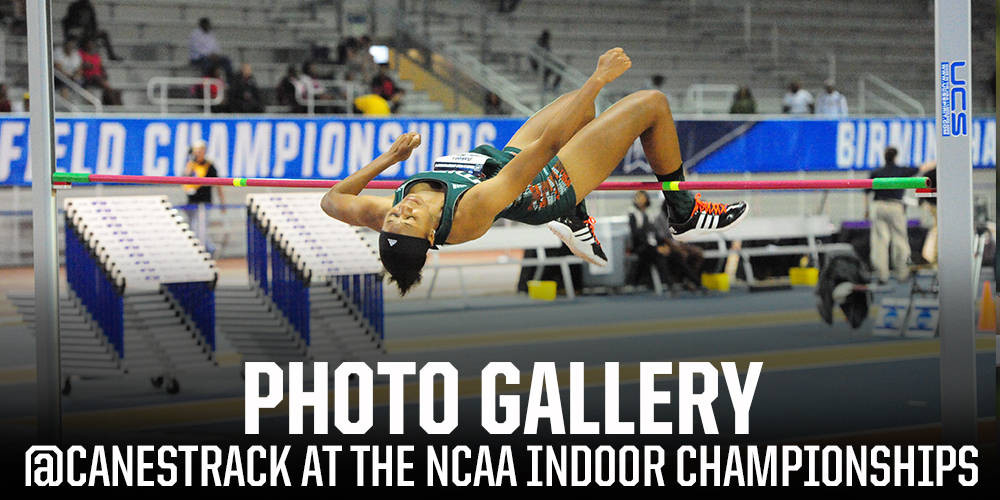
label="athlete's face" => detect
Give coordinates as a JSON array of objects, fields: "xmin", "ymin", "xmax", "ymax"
[{"xmin": 381, "ymin": 195, "xmax": 436, "ymax": 243}]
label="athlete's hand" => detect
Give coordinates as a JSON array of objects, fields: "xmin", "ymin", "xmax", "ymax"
[
  {"xmin": 593, "ymin": 47, "xmax": 631, "ymax": 84},
  {"xmin": 386, "ymin": 132, "xmax": 421, "ymax": 162}
]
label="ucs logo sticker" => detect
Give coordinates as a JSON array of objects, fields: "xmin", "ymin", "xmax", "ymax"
[{"xmin": 939, "ymin": 60, "xmax": 968, "ymax": 137}]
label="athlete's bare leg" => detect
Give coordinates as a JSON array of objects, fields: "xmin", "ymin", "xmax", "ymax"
[
  {"xmin": 554, "ymin": 89, "xmax": 747, "ymax": 240},
  {"xmin": 505, "ymin": 90, "xmax": 595, "ymax": 151},
  {"xmin": 556, "ymin": 89, "xmax": 681, "ymax": 199}
]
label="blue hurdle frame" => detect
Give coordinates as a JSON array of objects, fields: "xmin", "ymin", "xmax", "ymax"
[{"xmin": 246, "ymin": 204, "xmax": 384, "ymax": 345}]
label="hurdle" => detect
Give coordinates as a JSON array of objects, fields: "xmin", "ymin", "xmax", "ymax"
[
  {"xmin": 62, "ymin": 196, "xmax": 219, "ymax": 394},
  {"xmin": 246, "ymin": 193, "xmax": 384, "ymax": 361}
]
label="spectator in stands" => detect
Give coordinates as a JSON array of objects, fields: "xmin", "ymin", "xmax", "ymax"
[
  {"xmin": 297, "ymin": 62, "xmax": 341, "ymax": 113},
  {"xmin": 193, "ymin": 66, "xmax": 226, "ymax": 113},
  {"xmin": 865, "ymin": 147, "xmax": 936, "ymax": 284},
  {"xmin": 54, "ymin": 39, "xmax": 84, "ymax": 100},
  {"xmin": 183, "ymin": 140, "xmax": 225, "ymax": 255},
  {"xmin": 815, "ymin": 79, "xmax": 848, "ymax": 117},
  {"xmin": 7, "ymin": 0, "xmax": 26, "ymax": 35},
  {"xmin": 652, "ymin": 199, "xmax": 706, "ymax": 291},
  {"xmin": 484, "ymin": 92, "xmax": 506, "ymax": 115},
  {"xmin": 335, "ymin": 36, "xmax": 358, "ymax": 66},
  {"xmin": 228, "ymin": 63, "xmax": 264, "ymax": 113},
  {"xmin": 782, "ymin": 81, "xmax": 813, "ymax": 114},
  {"xmin": 189, "ymin": 18, "xmax": 233, "ymax": 81},
  {"xmin": 14, "ymin": 91, "xmax": 28, "ymax": 112},
  {"xmin": 530, "ymin": 30, "xmax": 561, "ymax": 91},
  {"xmin": 356, "ymin": 35, "xmax": 378, "ymax": 81},
  {"xmin": 371, "ymin": 63, "xmax": 404, "ymax": 113},
  {"xmin": 276, "ymin": 64, "xmax": 302, "ymax": 112},
  {"xmin": 0, "ymin": 84, "xmax": 12, "ymax": 112},
  {"xmin": 498, "ymin": 0, "xmax": 521, "ymax": 13},
  {"xmin": 79, "ymin": 38, "xmax": 121, "ymax": 105},
  {"xmin": 353, "ymin": 93, "xmax": 392, "ymax": 116},
  {"xmin": 729, "ymin": 86, "xmax": 756, "ymax": 114},
  {"xmin": 626, "ymin": 191, "xmax": 670, "ymax": 289},
  {"xmin": 61, "ymin": 0, "xmax": 121, "ymax": 60},
  {"xmin": 990, "ymin": 69, "xmax": 996, "ymax": 110},
  {"xmin": 644, "ymin": 74, "xmax": 674, "ymax": 104}
]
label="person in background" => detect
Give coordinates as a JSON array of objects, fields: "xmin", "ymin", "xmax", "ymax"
[
  {"xmin": 356, "ymin": 35, "xmax": 378, "ymax": 82},
  {"xmin": 865, "ymin": 146, "xmax": 936, "ymax": 284},
  {"xmin": 353, "ymin": 93, "xmax": 392, "ymax": 116},
  {"xmin": 626, "ymin": 191, "xmax": 670, "ymax": 289},
  {"xmin": 0, "ymin": 84, "xmax": 12, "ymax": 112},
  {"xmin": 815, "ymin": 79, "xmax": 848, "ymax": 117},
  {"xmin": 61, "ymin": 0, "xmax": 121, "ymax": 60},
  {"xmin": 498, "ymin": 0, "xmax": 521, "ymax": 13},
  {"xmin": 652, "ymin": 199, "xmax": 706, "ymax": 291},
  {"xmin": 484, "ymin": 92, "xmax": 506, "ymax": 115},
  {"xmin": 228, "ymin": 63, "xmax": 264, "ymax": 113},
  {"xmin": 782, "ymin": 81, "xmax": 813, "ymax": 114},
  {"xmin": 183, "ymin": 141, "xmax": 225, "ymax": 256},
  {"xmin": 644, "ymin": 74, "xmax": 674, "ymax": 104},
  {"xmin": 530, "ymin": 30, "xmax": 562, "ymax": 90},
  {"xmin": 79, "ymin": 38, "xmax": 121, "ymax": 105},
  {"xmin": 729, "ymin": 85, "xmax": 756, "ymax": 114},
  {"xmin": 189, "ymin": 18, "xmax": 233, "ymax": 80},
  {"xmin": 297, "ymin": 62, "xmax": 339, "ymax": 113},
  {"xmin": 193, "ymin": 66, "xmax": 227, "ymax": 113},
  {"xmin": 53, "ymin": 39, "xmax": 84, "ymax": 100},
  {"xmin": 919, "ymin": 165, "xmax": 938, "ymax": 266},
  {"xmin": 371, "ymin": 63, "xmax": 404, "ymax": 113},
  {"xmin": 12, "ymin": 92, "xmax": 29, "ymax": 112},
  {"xmin": 275, "ymin": 64, "xmax": 302, "ymax": 112}
]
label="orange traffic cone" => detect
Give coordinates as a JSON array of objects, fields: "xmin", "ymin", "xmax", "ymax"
[{"xmin": 976, "ymin": 281, "xmax": 996, "ymax": 332}]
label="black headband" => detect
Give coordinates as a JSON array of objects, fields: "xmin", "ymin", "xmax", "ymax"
[{"xmin": 378, "ymin": 232, "xmax": 431, "ymax": 275}]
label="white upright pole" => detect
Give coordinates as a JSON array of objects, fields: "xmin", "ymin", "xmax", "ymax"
[
  {"xmin": 933, "ymin": 0, "xmax": 977, "ymax": 444},
  {"xmin": 26, "ymin": 0, "xmax": 62, "ymax": 443}
]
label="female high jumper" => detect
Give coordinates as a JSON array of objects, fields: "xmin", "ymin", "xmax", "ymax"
[{"xmin": 321, "ymin": 48, "xmax": 747, "ymax": 295}]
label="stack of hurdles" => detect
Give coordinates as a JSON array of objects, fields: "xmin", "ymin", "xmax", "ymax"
[
  {"xmin": 63, "ymin": 196, "xmax": 218, "ymax": 394},
  {"xmin": 246, "ymin": 193, "xmax": 385, "ymax": 362}
]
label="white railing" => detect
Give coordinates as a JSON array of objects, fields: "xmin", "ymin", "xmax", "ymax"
[
  {"xmin": 54, "ymin": 72, "xmax": 103, "ymax": 113},
  {"xmin": 684, "ymin": 84, "xmax": 738, "ymax": 115},
  {"xmin": 294, "ymin": 79, "xmax": 356, "ymax": 115},
  {"xmin": 858, "ymin": 73, "xmax": 925, "ymax": 116},
  {"xmin": 147, "ymin": 76, "xmax": 225, "ymax": 115}
]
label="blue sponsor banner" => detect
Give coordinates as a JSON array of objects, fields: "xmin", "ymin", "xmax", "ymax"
[
  {"xmin": 0, "ymin": 116, "xmax": 524, "ymax": 186},
  {"xmin": 0, "ymin": 115, "xmax": 994, "ymax": 185},
  {"xmin": 619, "ymin": 117, "xmax": 995, "ymax": 175}
]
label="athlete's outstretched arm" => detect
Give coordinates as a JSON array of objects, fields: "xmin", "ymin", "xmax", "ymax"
[
  {"xmin": 464, "ymin": 48, "xmax": 631, "ymax": 219},
  {"xmin": 320, "ymin": 132, "xmax": 421, "ymax": 230}
]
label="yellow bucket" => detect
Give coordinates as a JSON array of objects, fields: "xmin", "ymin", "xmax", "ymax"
[
  {"xmin": 527, "ymin": 280, "xmax": 557, "ymax": 300},
  {"xmin": 789, "ymin": 267, "xmax": 819, "ymax": 286},
  {"xmin": 701, "ymin": 273, "xmax": 730, "ymax": 292}
]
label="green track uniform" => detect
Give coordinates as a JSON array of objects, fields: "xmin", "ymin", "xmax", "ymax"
[{"xmin": 392, "ymin": 144, "xmax": 579, "ymax": 245}]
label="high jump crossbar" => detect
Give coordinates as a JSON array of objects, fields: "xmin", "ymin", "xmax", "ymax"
[{"xmin": 52, "ymin": 172, "xmax": 929, "ymax": 191}]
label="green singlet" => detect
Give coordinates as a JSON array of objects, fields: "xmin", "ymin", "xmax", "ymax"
[{"xmin": 392, "ymin": 144, "xmax": 579, "ymax": 245}]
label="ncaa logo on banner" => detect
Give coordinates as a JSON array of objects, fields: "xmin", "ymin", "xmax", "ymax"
[{"xmin": 939, "ymin": 60, "xmax": 968, "ymax": 137}]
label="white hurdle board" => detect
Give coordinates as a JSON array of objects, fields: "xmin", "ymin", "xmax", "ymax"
[
  {"xmin": 64, "ymin": 196, "xmax": 217, "ymax": 293},
  {"xmin": 247, "ymin": 193, "xmax": 381, "ymax": 280}
]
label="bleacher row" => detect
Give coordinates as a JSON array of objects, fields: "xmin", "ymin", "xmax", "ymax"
[
  {"xmin": 2, "ymin": 0, "xmax": 445, "ymax": 115},
  {"xmin": 4, "ymin": 1, "xmax": 991, "ymax": 115},
  {"xmin": 410, "ymin": 0, "xmax": 995, "ymax": 114}
]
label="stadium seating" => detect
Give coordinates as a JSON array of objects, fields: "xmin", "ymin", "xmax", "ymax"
[
  {"xmin": 406, "ymin": 0, "xmax": 995, "ymax": 114},
  {"xmin": 2, "ymin": 0, "xmax": 445, "ymax": 114}
]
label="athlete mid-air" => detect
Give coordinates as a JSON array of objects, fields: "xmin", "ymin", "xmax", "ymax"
[{"xmin": 321, "ymin": 48, "xmax": 748, "ymax": 294}]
